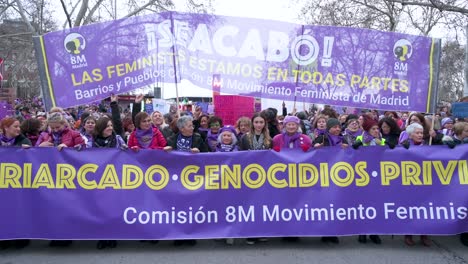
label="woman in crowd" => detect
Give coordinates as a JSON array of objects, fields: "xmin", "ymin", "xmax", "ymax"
[
  {"xmin": 92, "ymin": 115, "xmax": 127, "ymax": 249},
  {"xmin": 311, "ymin": 114, "xmax": 328, "ymax": 142},
  {"xmin": 206, "ymin": 115, "xmax": 223, "ymax": 152},
  {"xmin": 342, "ymin": 115, "xmax": 362, "ymax": 145},
  {"xmin": 150, "ymin": 111, "xmax": 174, "ymax": 139},
  {"xmin": 238, "ymin": 113, "xmax": 271, "ymax": 245},
  {"xmin": 20, "ymin": 118, "xmax": 43, "ymax": 146},
  {"xmin": 352, "ymin": 115, "xmax": 386, "ymax": 244},
  {"xmin": 80, "ymin": 113, "xmax": 97, "ymax": 148},
  {"xmin": 165, "ymin": 116, "xmax": 208, "ymax": 153},
  {"xmin": 122, "ymin": 117, "xmax": 135, "ymax": 143},
  {"xmin": 378, "ymin": 117, "xmax": 400, "ymax": 148},
  {"xmin": 239, "ymin": 113, "xmax": 272, "ymax": 151},
  {"xmin": 235, "ymin": 117, "xmax": 251, "ymax": 140},
  {"xmin": 194, "ymin": 114, "xmax": 210, "ymax": 137},
  {"xmin": 165, "ymin": 116, "xmax": 208, "ymax": 246},
  {"xmin": 215, "ymin": 125, "xmax": 239, "ymax": 152},
  {"xmin": 36, "ymin": 112, "xmax": 85, "ymax": 151},
  {"xmin": 127, "ymin": 112, "xmax": 166, "ymax": 150},
  {"xmin": 0, "ymin": 117, "xmax": 31, "ymax": 249},
  {"xmin": 272, "ymin": 115, "xmax": 312, "ymax": 152},
  {"xmin": 313, "ymin": 118, "xmax": 348, "ymax": 148},
  {"xmin": 400, "ymin": 123, "xmax": 431, "ymax": 246},
  {"xmin": 0, "ymin": 117, "xmax": 32, "ymax": 147},
  {"xmin": 439, "ymin": 117, "xmax": 454, "ymax": 136},
  {"xmin": 399, "ymin": 113, "xmax": 443, "ymax": 145}
]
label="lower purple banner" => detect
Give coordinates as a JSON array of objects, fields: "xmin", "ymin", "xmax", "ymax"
[{"xmin": 0, "ymin": 145, "xmax": 467, "ymax": 239}]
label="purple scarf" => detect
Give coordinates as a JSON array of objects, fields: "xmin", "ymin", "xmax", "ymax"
[
  {"xmin": 0, "ymin": 135, "xmax": 15, "ymax": 146},
  {"xmin": 327, "ymin": 133, "xmax": 343, "ymax": 146},
  {"xmin": 52, "ymin": 130, "xmax": 64, "ymax": 146},
  {"xmin": 207, "ymin": 130, "xmax": 218, "ymax": 151},
  {"xmin": 282, "ymin": 132, "xmax": 302, "ymax": 148},
  {"xmin": 314, "ymin": 128, "xmax": 327, "ymax": 137},
  {"xmin": 135, "ymin": 128, "xmax": 153, "ymax": 149},
  {"xmin": 362, "ymin": 131, "xmax": 380, "ymax": 145},
  {"xmin": 345, "ymin": 128, "xmax": 362, "ymax": 138}
]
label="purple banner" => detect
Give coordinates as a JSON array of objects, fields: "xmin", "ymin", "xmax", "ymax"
[
  {"xmin": 34, "ymin": 12, "xmax": 440, "ymax": 112},
  {"xmin": 0, "ymin": 145, "xmax": 467, "ymax": 239}
]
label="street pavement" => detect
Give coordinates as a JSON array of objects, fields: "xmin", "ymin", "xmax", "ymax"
[{"xmin": 1, "ymin": 235, "xmax": 467, "ymax": 264}]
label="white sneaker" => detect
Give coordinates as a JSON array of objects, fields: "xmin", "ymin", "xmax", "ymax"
[{"xmin": 225, "ymin": 238, "xmax": 234, "ymax": 245}]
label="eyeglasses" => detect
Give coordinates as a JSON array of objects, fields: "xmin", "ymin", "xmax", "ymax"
[
  {"xmin": 210, "ymin": 123, "xmax": 220, "ymax": 128},
  {"xmin": 348, "ymin": 122, "xmax": 359, "ymax": 126}
]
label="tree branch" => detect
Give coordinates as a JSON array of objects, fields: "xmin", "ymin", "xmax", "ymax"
[
  {"xmin": 13, "ymin": 0, "xmax": 37, "ymax": 34},
  {"xmin": 124, "ymin": 0, "xmax": 168, "ymax": 18},
  {"xmin": 83, "ymin": 0, "xmax": 105, "ymax": 25},
  {"xmin": 74, "ymin": 0, "xmax": 89, "ymax": 27},
  {"xmin": 386, "ymin": 0, "xmax": 468, "ymax": 14},
  {"xmin": 59, "ymin": 0, "xmax": 72, "ymax": 28}
]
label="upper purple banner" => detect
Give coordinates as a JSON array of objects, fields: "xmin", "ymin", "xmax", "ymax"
[
  {"xmin": 34, "ymin": 12, "xmax": 440, "ymax": 112},
  {"xmin": 0, "ymin": 145, "xmax": 466, "ymax": 239}
]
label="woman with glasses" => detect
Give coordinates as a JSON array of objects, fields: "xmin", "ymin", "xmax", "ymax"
[
  {"xmin": 206, "ymin": 116, "xmax": 223, "ymax": 152},
  {"xmin": 343, "ymin": 115, "xmax": 362, "ymax": 145}
]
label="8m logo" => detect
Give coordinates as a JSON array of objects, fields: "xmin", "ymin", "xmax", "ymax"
[
  {"xmin": 64, "ymin": 33, "xmax": 88, "ymax": 69},
  {"xmin": 393, "ymin": 39, "xmax": 412, "ymax": 76}
]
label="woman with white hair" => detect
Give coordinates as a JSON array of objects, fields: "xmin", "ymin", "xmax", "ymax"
[
  {"xmin": 401, "ymin": 123, "xmax": 424, "ymax": 148},
  {"xmin": 272, "ymin": 115, "xmax": 312, "ymax": 152},
  {"xmin": 401, "ymin": 122, "xmax": 431, "ymax": 247}
]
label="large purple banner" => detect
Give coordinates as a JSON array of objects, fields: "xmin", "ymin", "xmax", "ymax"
[
  {"xmin": 0, "ymin": 145, "xmax": 467, "ymax": 239},
  {"xmin": 34, "ymin": 12, "xmax": 440, "ymax": 112}
]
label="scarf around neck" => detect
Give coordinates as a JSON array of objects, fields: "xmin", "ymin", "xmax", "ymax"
[
  {"xmin": 252, "ymin": 133, "xmax": 265, "ymax": 150},
  {"xmin": 327, "ymin": 133, "xmax": 343, "ymax": 146},
  {"xmin": 0, "ymin": 134, "xmax": 15, "ymax": 146},
  {"xmin": 345, "ymin": 128, "xmax": 362, "ymax": 138},
  {"xmin": 282, "ymin": 132, "xmax": 302, "ymax": 148},
  {"xmin": 135, "ymin": 127, "xmax": 153, "ymax": 148}
]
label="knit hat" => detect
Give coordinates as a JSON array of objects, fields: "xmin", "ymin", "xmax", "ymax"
[
  {"xmin": 326, "ymin": 118, "xmax": 340, "ymax": 131},
  {"xmin": 219, "ymin": 125, "xmax": 237, "ymax": 137},
  {"xmin": 283, "ymin": 115, "xmax": 300, "ymax": 125},
  {"xmin": 345, "ymin": 114, "xmax": 359, "ymax": 124},
  {"xmin": 362, "ymin": 115, "xmax": 378, "ymax": 131},
  {"xmin": 441, "ymin": 117, "xmax": 453, "ymax": 128}
]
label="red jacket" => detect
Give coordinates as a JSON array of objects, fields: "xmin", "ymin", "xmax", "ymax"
[
  {"xmin": 37, "ymin": 127, "xmax": 85, "ymax": 147},
  {"xmin": 128, "ymin": 127, "xmax": 167, "ymax": 149}
]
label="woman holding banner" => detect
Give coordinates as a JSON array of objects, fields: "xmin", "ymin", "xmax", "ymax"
[
  {"xmin": 0, "ymin": 117, "xmax": 31, "ymax": 249},
  {"xmin": 401, "ymin": 123, "xmax": 431, "ymax": 247},
  {"xmin": 165, "ymin": 115, "xmax": 208, "ymax": 246},
  {"xmin": 239, "ymin": 112, "xmax": 271, "ymax": 245},
  {"xmin": 36, "ymin": 112, "xmax": 85, "ymax": 151},
  {"xmin": 127, "ymin": 112, "xmax": 166, "ymax": 150}
]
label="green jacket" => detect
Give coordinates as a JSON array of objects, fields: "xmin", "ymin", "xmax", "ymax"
[{"xmin": 355, "ymin": 135, "xmax": 385, "ymax": 146}]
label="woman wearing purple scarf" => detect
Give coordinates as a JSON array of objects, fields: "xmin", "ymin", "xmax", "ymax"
[
  {"xmin": 215, "ymin": 125, "xmax": 239, "ymax": 152},
  {"xmin": 311, "ymin": 114, "xmax": 328, "ymax": 142},
  {"xmin": 313, "ymin": 118, "xmax": 348, "ymax": 149},
  {"xmin": 206, "ymin": 115, "xmax": 223, "ymax": 152},
  {"xmin": 400, "ymin": 123, "xmax": 431, "ymax": 247},
  {"xmin": 351, "ymin": 115, "xmax": 385, "ymax": 245},
  {"xmin": 0, "ymin": 117, "xmax": 31, "ymax": 249},
  {"xmin": 343, "ymin": 115, "xmax": 362, "ymax": 145},
  {"xmin": 127, "ymin": 112, "xmax": 166, "ymax": 151},
  {"xmin": 272, "ymin": 115, "xmax": 312, "ymax": 152}
]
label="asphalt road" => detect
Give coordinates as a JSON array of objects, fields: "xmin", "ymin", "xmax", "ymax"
[{"xmin": 1, "ymin": 235, "xmax": 467, "ymax": 264}]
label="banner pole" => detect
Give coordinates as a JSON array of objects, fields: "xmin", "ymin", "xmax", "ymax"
[
  {"xmin": 170, "ymin": 12, "xmax": 181, "ymax": 118},
  {"xmin": 429, "ymin": 113, "xmax": 435, "ymax": 145}
]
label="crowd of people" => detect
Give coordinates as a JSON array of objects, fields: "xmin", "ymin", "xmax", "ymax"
[{"xmin": 0, "ymin": 95, "xmax": 467, "ymax": 250}]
